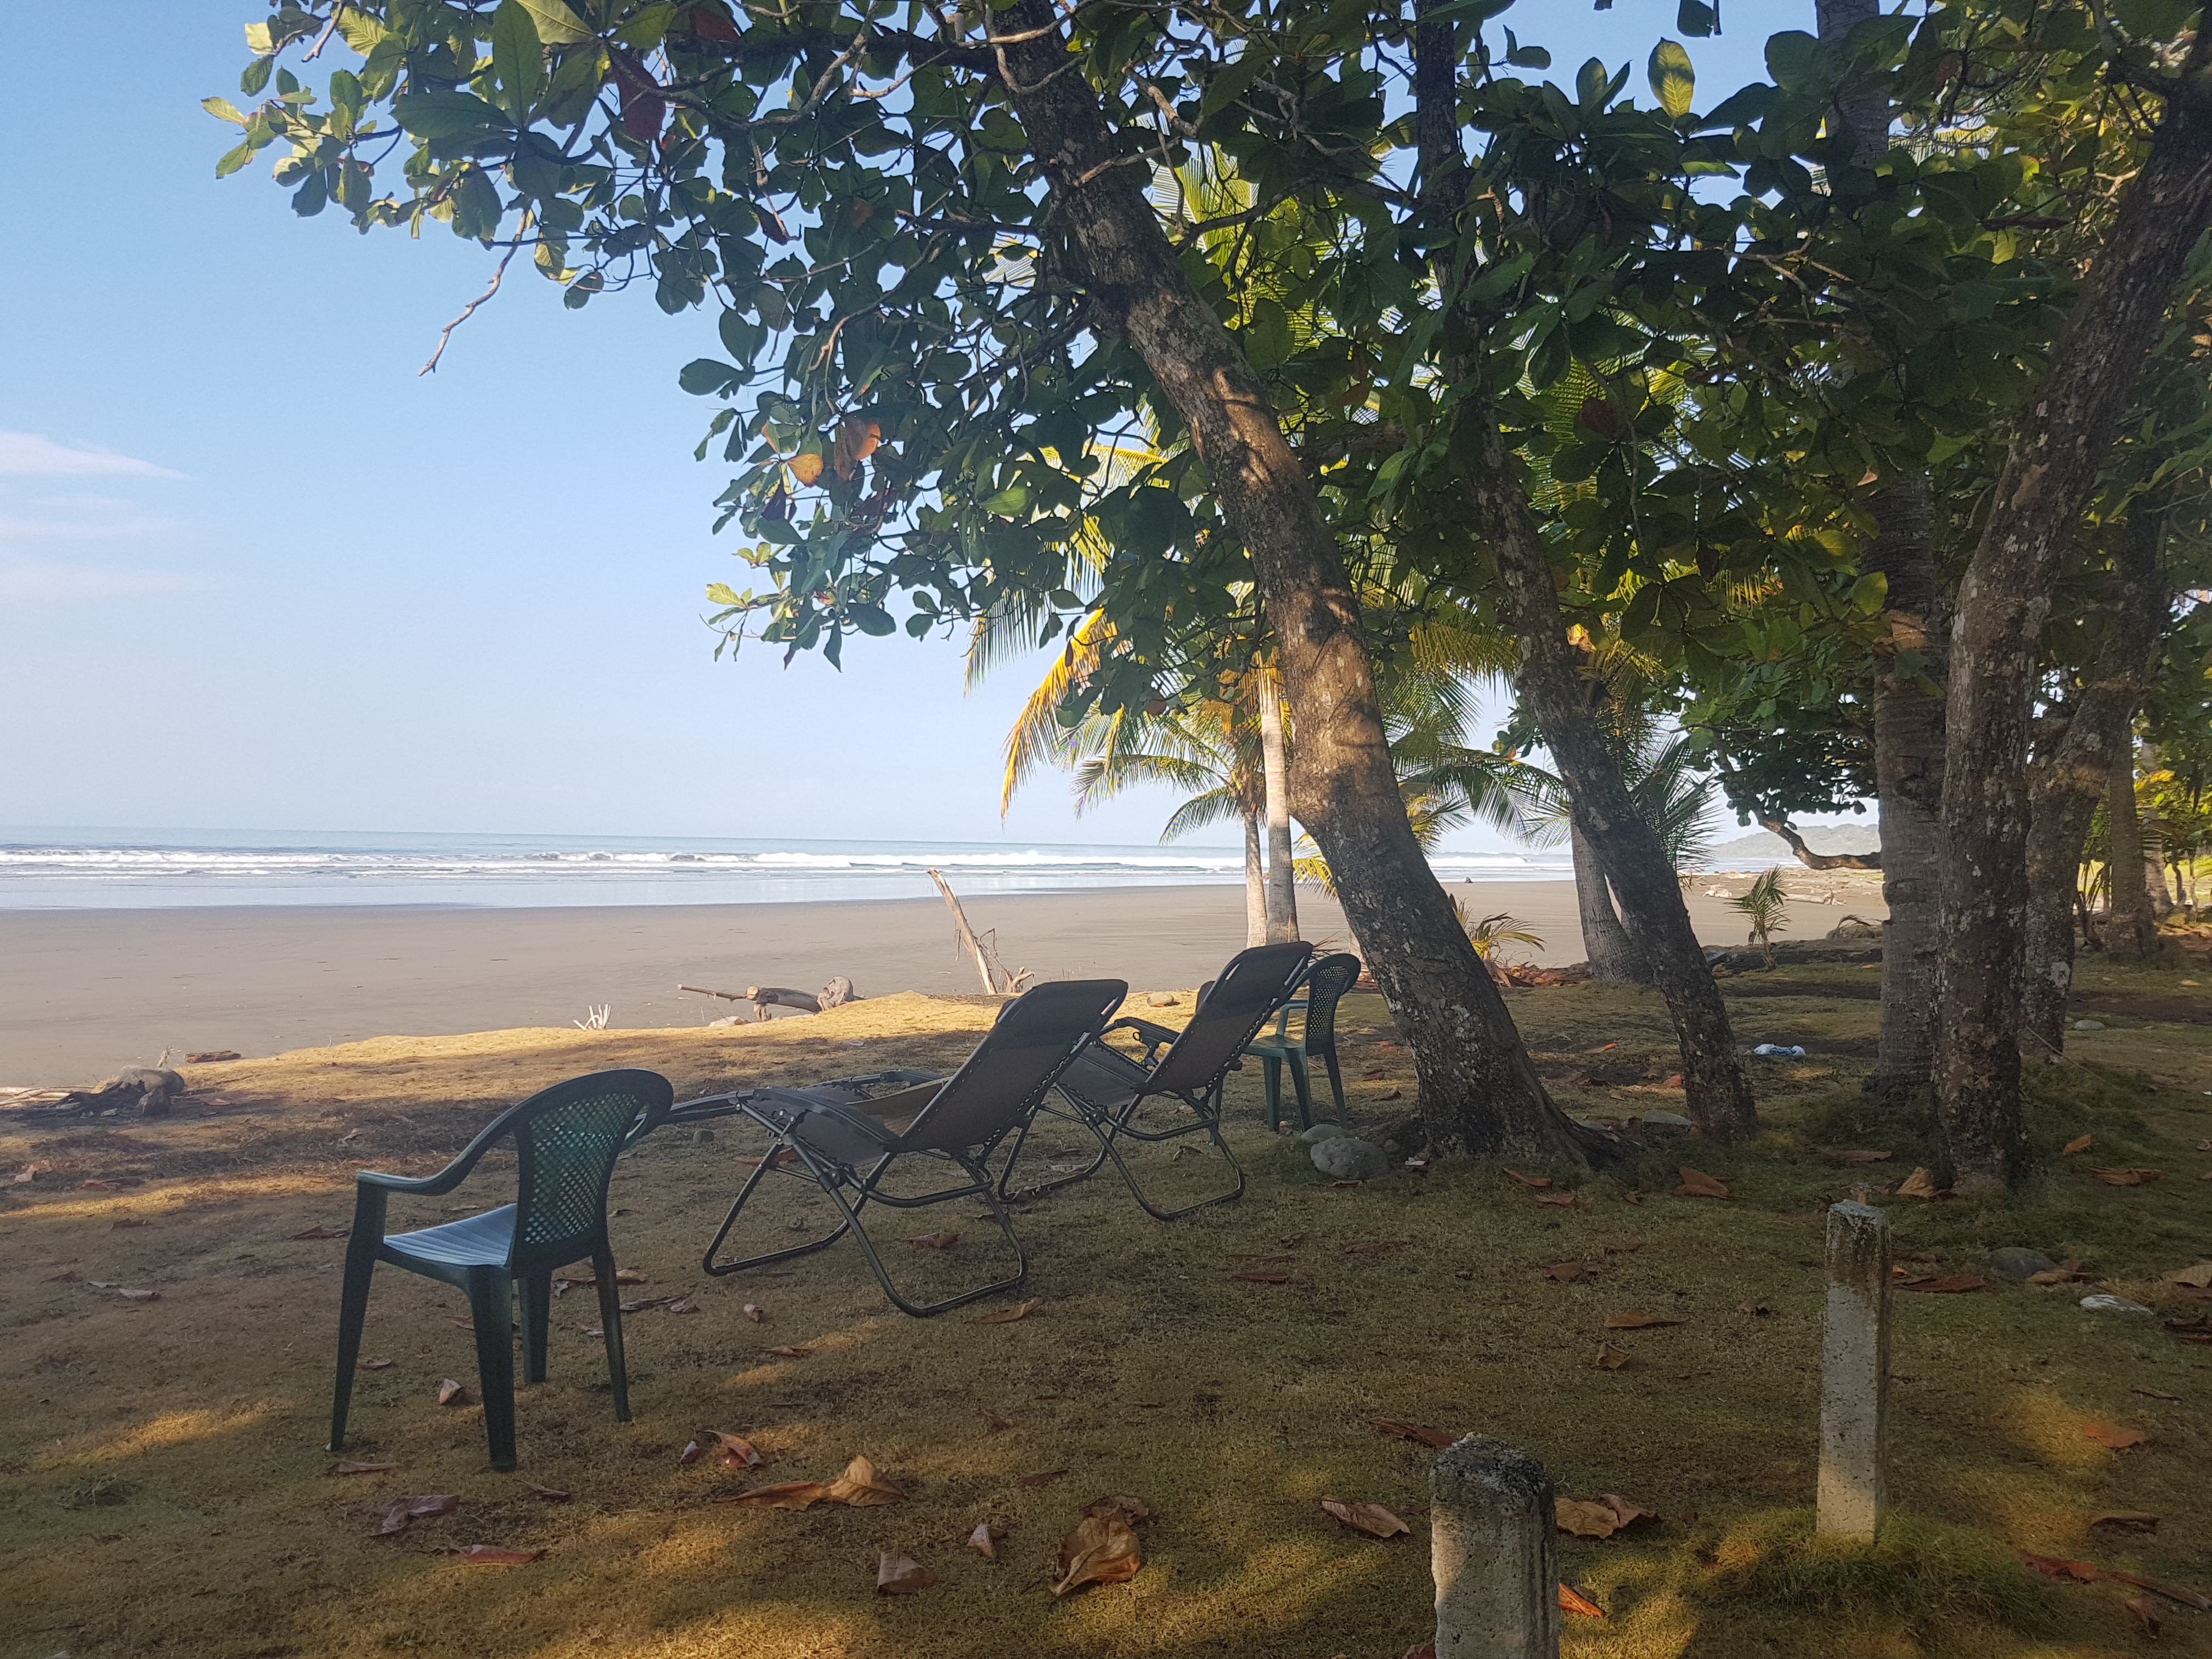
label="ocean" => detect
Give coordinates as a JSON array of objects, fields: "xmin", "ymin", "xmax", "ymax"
[{"xmin": 0, "ymin": 827, "xmax": 1572, "ymax": 910}]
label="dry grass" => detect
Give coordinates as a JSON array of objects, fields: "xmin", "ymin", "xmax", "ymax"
[{"xmin": 3, "ymin": 970, "xmax": 2211, "ymax": 1659}]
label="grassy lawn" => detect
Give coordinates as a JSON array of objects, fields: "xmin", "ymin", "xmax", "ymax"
[{"xmin": 3, "ymin": 959, "xmax": 2209, "ymax": 1659}]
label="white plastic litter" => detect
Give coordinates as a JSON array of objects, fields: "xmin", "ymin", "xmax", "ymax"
[
  {"xmin": 2078, "ymin": 1294, "xmax": 2153, "ymax": 1315},
  {"xmin": 1751, "ymin": 1044, "xmax": 1807, "ymax": 1057}
]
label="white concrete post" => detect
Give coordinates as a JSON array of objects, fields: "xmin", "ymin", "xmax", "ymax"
[
  {"xmin": 1816, "ymin": 1199, "xmax": 1891, "ymax": 1543},
  {"xmin": 1431, "ymin": 1436, "xmax": 1560, "ymax": 1658}
]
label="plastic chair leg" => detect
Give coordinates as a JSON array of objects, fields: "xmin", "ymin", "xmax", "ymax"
[
  {"xmin": 1261, "ymin": 1056, "xmax": 1283, "ymax": 1130},
  {"xmin": 592, "ymin": 1244, "xmax": 631, "ymax": 1423},
  {"xmin": 1288, "ymin": 1051, "xmax": 1314, "ymax": 1129},
  {"xmin": 520, "ymin": 1268, "xmax": 552, "ymax": 1385},
  {"xmin": 1319, "ymin": 1049, "xmax": 1346, "ymax": 1121},
  {"xmin": 465, "ymin": 1271, "xmax": 518, "ymax": 1471},
  {"xmin": 327, "ymin": 1234, "xmax": 379, "ymax": 1453}
]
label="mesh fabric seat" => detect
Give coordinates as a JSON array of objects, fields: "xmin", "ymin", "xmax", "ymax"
[
  {"xmin": 1002, "ymin": 941, "xmax": 1312, "ymax": 1220},
  {"xmin": 701, "ymin": 979, "xmax": 1126, "ymax": 1317},
  {"xmin": 1243, "ymin": 952, "xmax": 1362, "ymax": 1130},
  {"xmin": 328, "ymin": 1068, "xmax": 674, "ymax": 1472}
]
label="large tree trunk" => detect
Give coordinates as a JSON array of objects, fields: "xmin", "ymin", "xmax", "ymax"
[
  {"xmin": 1931, "ymin": 30, "xmax": 2212, "ymax": 1188},
  {"xmin": 1242, "ymin": 808, "xmax": 1268, "ymax": 950},
  {"xmin": 1258, "ymin": 678, "xmax": 1300, "ymax": 943},
  {"xmin": 1573, "ymin": 822, "xmax": 1651, "ymax": 983},
  {"xmin": 2107, "ymin": 746, "xmax": 2158, "ymax": 958},
  {"xmin": 2022, "ymin": 492, "xmax": 2168, "ymax": 1048},
  {"xmin": 1864, "ymin": 479, "xmax": 1948, "ymax": 1093},
  {"xmin": 2139, "ymin": 742, "xmax": 2176, "ymax": 917},
  {"xmin": 995, "ymin": 0, "xmax": 1588, "ymax": 1163}
]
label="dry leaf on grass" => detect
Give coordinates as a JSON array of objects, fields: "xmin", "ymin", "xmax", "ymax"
[
  {"xmin": 1541, "ymin": 1261, "xmax": 1593, "ymax": 1283},
  {"xmin": 1232, "ymin": 1271, "xmax": 1293, "ymax": 1284},
  {"xmin": 2019, "ymin": 1551, "xmax": 2101, "ymax": 1583},
  {"xmin": 458, "ymin": 1545, "xmax": 543, "ymax": 1565},
  {"xmin": 357, "ymin": 1358, "xmax": 393, "ymax": 1370},
  {"xmin": 1559, "ymin": 1583, "xmax": 1605, "ymax": 1617},
  {"xmin": 1533, "ymin": 1193, "xmax": 1583, "ymax": 1209},
  {"xmin": 2108, "ymin": 1569, "xmax": 2212, "ymax": 1611},
  {"xmin": 1320, "ymin": 1498, "xmax": 1410, "ymax": 1538},
  {"xmin": 969, "ymin": 1298, "xmax": 1042, "ymax": 1325},
  {"xmin": 1052, "ymin": 1515, "xmax": 1142, "ymax": 1594},
  {"xmin": 1589, "ymin": 1342, "xmax": 1635, "ymax": 1370},
  {"xmin": 904, "ymin": 1231, "xmax": 960, "ymax": 1250},
  {"xmin": 742, "ymin": 1304, "xmax": 766, "ymax": 1323},
  {"xmin": 1556, "ymin": 1499, "xmax": 1623, "ymax": 1539},
  {"xmin": 705, "ymin": 1431, "xmax": 763, "ymax": 1469},
  {"xmin": 2062, "ymin": 1134, "xmax": 2093, "ymax": 1156},
  {"xmin": 2131, "ymin": 1387, "xmax": 2180, "ymax": 1401},
  {"xmin": 1018, "ymin": 1469, "xmax": 1069, "ymax": 1488},
  {"xmin": 376, "ymin": 1494, "xmax": 459, "ymax": 1536},
  {"xmin": 1372, "ymin": 1420, "xmax": 1455, "ymax": 1449},
  {"xmin": 2089, "ymin": 1167, "xmax": 2162, "ymax": 1186},
  {"xmin": 290, "ymin": 1225, "xmax": 350, "ymax": 1240},
  {"xmin": 1079, "ymin": 1495, "xmax": 1152, "ymax": 1524},
  {"xmin": 1504, "ymin": 1169, "xmax": 1553, "ymax": 1189},
  {"xmin": 678, "ymin": 1441, "xmax": 703, "ymax": 1466},
  {"xmin": 1674, "ymin": 1166, "xmax": 1731, "ymax": 1199},
  {"xmin": 764, "ymin": 1345, "xmax": 812, "ymax": 1358},
  {"xmin": 2083, "ymin": 1421, "xmax": 2147, "ymax": 1451},
  {"xmin": 1898, "ymin": 1273, "xmax": 1988, "ymax": 1294},
  {"xmin": 2124, "ymin": 1594, "xmax": 2162, "ymax": 1637},
  {"xmin": 437, "ymin": 1380, "xmax": 468, "ymax": 1407},
  {"xmin": 527, "ymin": 1485, "xmax": 571, "ymax": 1502},
  {"xmin": 1604, "ymin": 1312, "xmax": 1684, "ymax": 1330},
  {"xmin": 967, "ymin": 1521, "xmax": 1002, "ymax": 1558},
  {"xmin": 2027, "ymin": 1263, "xmax": 2088, "ymax": 1285},
  {"xmin": 719, "ymin": 1481, "xmax": 828, "ymax": 1510},
  {"xmin": 1895, "ymin": 1167, "xmax": 1945, "ymax": 1200},
  {"xmin": 331, "ymin": 1461, "xmax": 398, "ymax": 1476},
  {"xmin": 875, "ymin": 1553, "xmax": 934, "ymax": 1594},
  {"xmin": 825, "ymin": 1455, "xmax": 904, "ymax": 1505},
  {"xmin": 2089, "ymin": 1511, "xmax": 2160, "ymax": 1531},
  {"xmin": 2163, "ymin": 1262, "xmax": 2212, "ymax": 1288}
]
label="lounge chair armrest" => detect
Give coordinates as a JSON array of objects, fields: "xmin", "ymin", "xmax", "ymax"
[{"xmin": 1104, "ymin": 1015, "xmax": 1181, "ymax": 1049}]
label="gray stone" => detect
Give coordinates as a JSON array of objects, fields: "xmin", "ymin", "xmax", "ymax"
[
  {"xmin": 1311, "ymin": 1136, "xmax": 1389, "ymax": 1181},
  {"xmin": 1988, "ymin": 1246, "xmax": 2059, "ymax": 1280},
  {"xmin": 1299, "ymin": 1121, "xmax": 1348, "ymax": 1145},
  {"xmin": 1628, "ymin": 1110, "xmax": 1694, "ymax": 1130},
  {"xmin": 1818, "ymin": 1200, "xmax": 1891, "ymax": 1544},
  {"xmin": 1431, "ymin": 1436, "xmax": 1560, "ymax": 1657},
  {"xmin": 2073, "ymin": 1019, "xmax": 2106, "ymax": 1031}
]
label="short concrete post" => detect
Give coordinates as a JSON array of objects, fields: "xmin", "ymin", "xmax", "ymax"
[
  {"xmin": 1816, "ymin": 1199, "xmax": 1891, "ymax": 1543},
  {"xmin": 1431, "ymin": 1436, "xmax": 1560, "ymax": 1658}
]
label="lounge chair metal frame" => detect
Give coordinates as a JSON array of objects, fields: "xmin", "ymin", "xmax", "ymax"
[
  {"xmin": 698, "ymin": 980, "xmax": 1126, "ymax": 1317},
  {"xmin": 1001, "ymin": 941, "xmax": 1313, "ymax": 1221}
]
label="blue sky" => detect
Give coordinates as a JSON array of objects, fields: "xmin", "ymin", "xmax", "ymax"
[{"xmin": 0, "ymin": 1, "xmax": 1793, "ymax": 847}]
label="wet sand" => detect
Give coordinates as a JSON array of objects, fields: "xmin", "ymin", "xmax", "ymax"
[{"xmin": 0, "ymin": 878, "xmax": 1879, "ymax": 1082}]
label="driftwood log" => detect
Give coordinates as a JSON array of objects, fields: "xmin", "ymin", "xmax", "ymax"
[{"xmin": 679, "ymin": 980, "xmax": 861, "ymax": 1022}]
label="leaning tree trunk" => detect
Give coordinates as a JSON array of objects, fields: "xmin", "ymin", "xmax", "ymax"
[
  {"xmin": 1258, "ymin": 678, "xmax": 1300, "ymax": 943},
  {"xmin": 1573, "ymin": 822, "xmax": 1651, "ymax": 984},
  {"xmin": 996, "ymin": 0, "xmax": 1589, "ymax": 1163},
  {"xmin": 1932, "ymin": 28, "xmax": 2212, "ymax": 1188},
  {"xmin": 1864, "ymin": 479, "xmax": 1948, "ymax": 1093},
  {"xmin": 2107, "ymin": 747, "xmax": 2157, "ymax": 958},
  {"xmin": 1242, "ymin": 808, "xmax": 1268, "ymax": 949},
  {"xmin": 2022, "ymin": 490, "xmax": 2168, "ymax": 1048}
]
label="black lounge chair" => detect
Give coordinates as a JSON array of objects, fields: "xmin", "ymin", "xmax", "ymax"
[
  {"xmin": 699, "ymin": 978, "xmax": 1126, "ymax": 1316},
  {"xmin": 1002, "ymin": 941, "xmax": 1313, "ymax": 1221}
]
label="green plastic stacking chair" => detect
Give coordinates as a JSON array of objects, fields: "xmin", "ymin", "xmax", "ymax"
[
  {"xmin": 328, "ymin": 1068, "xmax": 674, "ymax": 1472},
  {"xmin": 1244, "ymin": 952, "xmax": 1363, "ymax": 1130}
]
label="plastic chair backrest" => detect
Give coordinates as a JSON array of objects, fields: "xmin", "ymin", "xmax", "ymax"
[
  {"xmin": 1295, "ymin": 953, "xmax": 1363, "ymax": 1054},
  {"xmin": 898, "ymin": 979, "xmax": 1127, "ymax": 1154},
  {"xmin": 506, "ymin": 1069, "xmax": 675, "ymax": 1265},
  {"xmin": 1148, "ymin": 941, "xmax": 1313, "ymax": 1094}
]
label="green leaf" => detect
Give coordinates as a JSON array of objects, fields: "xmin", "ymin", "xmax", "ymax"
[
  {"xmin": 240, "ymin": 56, "xmax": 274, "ymax": 96},
  {"xmin": 491, "ymin": 0, "xmax": 546, "ymax": 119},
  {"xmin": 1647, "ymin": 39, "xmax": 1694, "ymax": 119},
  {"xmin": 1576, "ymin": 57, "xmax": 1612, "ymax": 111},
  {"xmin": 214, "ymin": 138, "xmax": 257, "ymax": 179},
  {"xmin": 291, "ymin": 170, "xmax": 329, "ymax": 216},
  {"xmin": 679, "ymin": 358, "xmax": 741, "ymax": 395},
  {"xmin": 333, "ymin": 10, "xmax": 392, "ymax": 54},
  {"xmin": 515, "ymin": 0, "xmax": 596, "ymax": 46},
  {"xmin": 1502, "ymin": 29, "xmax": 1550, "ymax": 69},
  {"xmin": 393, "ymin": 89, "xmax": 509, "ymax": 139},
  {"xmin": 1675, "ymin": 0, "xmax": 1718, "ymax": 37},
  {"xmin": 1244, "ymin": 297, "xmax": 1291, "ymax": 369},
  {"xmin": 1763, "ymin": 31, "xmax": 1820, "ymax": 92},
  {"xmin": 202, "ymin": 96, "xmax": 247, "ymax": 126},
  {"xmin": 1849, "ymin": 572, "xmax": 1888, "ymax": 613},
  {"xmin": 615, "ymin": 3, "xmax": 681, "ymax": 49}
]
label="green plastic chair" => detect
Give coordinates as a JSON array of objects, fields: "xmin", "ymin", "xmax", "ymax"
[
  {"xmin": 327, "ymin": 1068, "xmax": 674, "ymax": 1472},
  {"xmin": 1244, "ymin": 952, "xmax": 1362, "ymax": 1130}
]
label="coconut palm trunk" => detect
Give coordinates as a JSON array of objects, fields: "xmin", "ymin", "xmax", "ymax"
[
  {"xmin": 1573, "ymin": 822, "xmax": 1651, "ymax": 983},
  {"xmin": 1258, "ymin": 680, "xmax": 1299, "ymax": 943},
  {"xmin": 1243, "ymin": 808, "xmax": 1268, "ymax": 949}
]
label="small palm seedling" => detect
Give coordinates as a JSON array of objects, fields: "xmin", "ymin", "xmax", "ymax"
[{"xmin": 1731, "ymin": 869, "xmax": 1790, "ymax": 966}]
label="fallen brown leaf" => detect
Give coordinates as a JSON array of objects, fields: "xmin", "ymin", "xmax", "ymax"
[
  {"xmin": 2019, "ymin": 1550, "xmax": 2099, "ymax": 1583},
  {"xmin": 437, "ymin": 1379, "xmax": 468, "ymax": 1407},
  {"xmin": 2089, "ymin": 1167, "xmax": 2162, "ymax": 1186},
  {"xmin": 358, "ymin": 1358, "xmax": 393, "ymax": 1370},
  {"xmin": 2084, "ymin": 1421, "xmax": 2147, "ymax": 1451},
  {"xmin": 2062, "ymin": 1134, "xmax": 2092, "ymax": 1156},
  {"xmin": 527, "ymin": 1484, "xmax": 571, "ymax": 1502},
  {"xmin": 331, "ymin": 1461, "xmax": 398, "ymax": 1476},
  {"xmin": 1232, "ymin": 1271, "xmax": 1293, "ymax": 1284},
  {"xmin": 1604, "ymin": 1312, "xmax": 1685, "ymax": 1330},
  {"xmin": 1674, "ymin": 1166, "xmax": 1731, "ymax": 1200},
  {"xmin": 678, "ymin": 1440, "xmax": 703, "ymax": 1466},
  {"xmin": 825, "ymin": 1454, "xmax": 904, "ymax": 1505},
  {"xmin": 1053, "ymin": 1514, "xmax": 1142, "ymax": 1594},
  {"xmin": 969, "ymin": 1297, "xmax": 1043, "ymax": 1325},
  {"xmin": 742, "ymin": 1304, "xmax": 767, "ymax": 1323},
  {"xmin": 1541, "ymin": 1261, "xmax": 1593, "ymax": 1283},
  {"xmin": 706, "ymin": 1431, "xmax": 762, "ymax": 1469},
  {"xmin": 2163, "ymin": 1262, "xmax": 2212, "ymax": 1288},
  {"xmin": 1556, "ymin": 1498, "xmax": 1624, "ymax": 1539},
  {"xmin": 904, "ymin": 1231, "xmax": 960, "ymax": 1250},
  {"xmin": 1079, "ymin": 1495, "xmax": 1153, "ymax": 1525},
  {"xmin": 2027, "ymin": 1262, "xmax": 2088, "ymax": 1285},
  {"xmin": 2123, "ymin": 1594, "xmax": 2162, "ymax": 1637},
  {"xmin": 1371, "ymin": 1419, "xmax": 1455, "ymax": 1449},
  {"xmin": 1320, "ymin": 1498, "xmax": 1410, "ymax": 1538},
  {"xmin": 1559, "ymin": 1583, "xmax": 1605, "ymax": 1617},
  {"xmin": 1533, "ymin": 1193, "xmax": 1582, "ymax": 1209},
  {"xmin": 376, "ymin": 1493, "xmax": 458, "ymax": 1536},
  {"xmin": 875, "ymin": 1552, "xmax": 934, "ymax": 1594},
  {"xmin": 290, "ymin": 1225, "xmax": 350, "ymax": 1240},
  {"xmin": 2089, "ymin": 1511, "xmax": 2160, "ymax": 1531},
  {"xmin": 719, "ymin": 1481, "xmax": 828, "ymax": 1509},
  {"xmin": 2105, "ymin": 1567, "xmax": 2212, "ymax": 1611},
  {"xmin": 967, "ymin": 1521, "xmax": 1002, "ymax": 1558},
  {"xmin": 1589, "ymin": 1342, "xmax": 1635, "ymax": 1370},
  {"xmin": 1018, "ymin": 1469, "xmax": 1069, "ymax": 1488},
  {"xmin": 458, "ymin": 1544, "xmax": 543, "ymax": 1565},
  {"xmin": 1504, "ymin": 1168, "xmax": 1554, "ymax": 1189},
  {"xmin": 1896, "ymin": 1274, "xmax": 1988, "ymax": 1294},
  {"xmin": 764, "ymin": 1345, "xmax": 812, "ymax": 1358},
  {"xmin": 1895, "ymin": 1167, "xmax": 1944, "ymax": 1200}
]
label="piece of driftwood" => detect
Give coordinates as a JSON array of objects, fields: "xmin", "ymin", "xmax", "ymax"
[
  {"xmin": 680, "ymin": 979, "xmax": 863, "ymax": 1021},
  {"xmin": 924, "ymin": 870, "xmax": 1032, "ymax": 995}
]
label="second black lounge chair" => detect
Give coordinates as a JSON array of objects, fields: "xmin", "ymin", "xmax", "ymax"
[
  {"xmin": 1002, "ymin": 941, "xmax": 1313, "ymax": 1220},
  {"xmin": 699, "ymin": 978, "xmax": 1126, "ymax": 1316}
]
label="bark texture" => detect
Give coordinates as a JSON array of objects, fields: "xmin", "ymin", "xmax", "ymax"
[
  {"xmin": 1258, "ymin": 681, "xmax": 1300, "ymax": 941},
  {"xmin": 2021, "ymin": 496, "xmax": 2167, "ymax": 1048},
  {"xmin": 1932, "ymin": 31, "xmax": 2212, "ymax": 1187},
  {"xmin": 995, "ymin": 0, "xmax": 1589, "ymax": 1161},
  {"xmin": 2106, "ymin": 746, "xmax": 2157, "ymax": 957},
  {"xmin": 2139, "ymin": 742, "xmax": 2176, "ymax": 917},
  {"xmin": 1242, "ymin": 809, "xmax": 1268, "ymax": 950},
  {"xmin": 1573, "ymin": 822, "xmax": 1652, "ymax": 983}
]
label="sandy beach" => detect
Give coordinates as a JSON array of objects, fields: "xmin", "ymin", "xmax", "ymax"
[{"xmin": 0, "ymin": 875, "xmax": 1882, "ymax": 1083}]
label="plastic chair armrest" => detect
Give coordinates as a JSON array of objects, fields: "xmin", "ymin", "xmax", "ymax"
[{"xmin": 354, "ymin": 1166, "xmax": 473, "ymax": 1197}]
